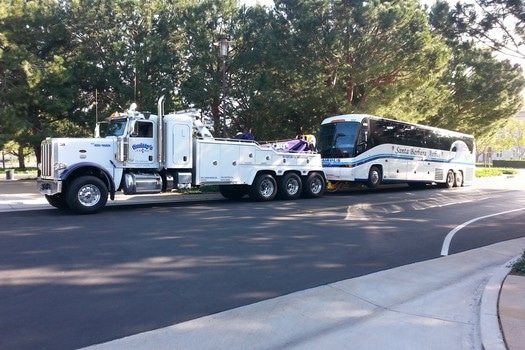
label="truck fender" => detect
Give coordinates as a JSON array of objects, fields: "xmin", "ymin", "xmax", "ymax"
[{"xmin": 59, "ymin": 162, "xmax": 116, "ymax": 198}]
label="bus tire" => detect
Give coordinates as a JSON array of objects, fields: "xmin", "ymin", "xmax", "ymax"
[
  {"xmin": 366, "ymin": 166, "xmax": 382, "ymax": 189},
  {"xmin": 454, "ymin": 170, "xmax": 463, "ymax": 187},
  {"xmin": 219, "ymin": 185, "xmax": 247, "ymax": 200},
  {"xmin": 278, "ymin": 173, "xmax": 302, "ymax": 200},
  {"xmin": 442, "ymin": 170, "xmax": 455, "ymax": 188},
  {"xmin": 249, "ymin": 174, "xmax": 277, "ymax": 201},
  {"xmin": 66, "ymin": 176, "xmax": 108, "ymax": 214},
  {"xmin": 302, "ymin": 172, "xmax": 325, "ymax": 198}
]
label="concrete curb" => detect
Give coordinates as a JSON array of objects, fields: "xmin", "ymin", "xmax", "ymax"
[{"xmin": 480, "ymin": 255, "xmax": 519, "ymax": 350}]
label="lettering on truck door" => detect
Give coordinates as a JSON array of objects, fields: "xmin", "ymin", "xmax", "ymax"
[{"xmin": 128, "ymin": 120, "xmax": 156, "ymax": 164}]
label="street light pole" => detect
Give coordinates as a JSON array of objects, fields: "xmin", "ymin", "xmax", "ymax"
[{"xmin": 214, "ymin": 36, "xmax": 233, "ymax": 137}]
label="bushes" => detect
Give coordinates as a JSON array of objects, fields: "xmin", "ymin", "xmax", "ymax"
[
  {"xmin": 475, "ymin": 168, "xmax": 519, "ymax": 177},
  {"xmin": 510, "ymin": 250, "xmax": 525, "ymax": 275}
]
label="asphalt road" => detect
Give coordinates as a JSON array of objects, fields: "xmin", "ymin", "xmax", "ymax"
[{"xmin": 0, "ymin": 179, "xmax": 524, "ymax": 350}]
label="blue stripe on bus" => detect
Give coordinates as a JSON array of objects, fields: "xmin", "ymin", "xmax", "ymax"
[{"xmin": 322, "ymin": 154, "xmax": 474, "ymax": 167}]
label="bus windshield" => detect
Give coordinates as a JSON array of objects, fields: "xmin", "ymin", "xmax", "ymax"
[{"xmin": 318, "ymin": 121, "xmax": 361, "ymax": 158}]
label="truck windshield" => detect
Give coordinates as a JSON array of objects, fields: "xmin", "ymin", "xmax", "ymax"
[
  {"xmin": 103, "ymin": 119, "xmax": 128, "ymax": 137},
  {"xmin": 317, "ymin": 121, "xmax": 361, "ymax": 158}
]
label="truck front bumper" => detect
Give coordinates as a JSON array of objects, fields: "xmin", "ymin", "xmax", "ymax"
[{"xmin": 37, "ymin": 179, "xmax": 63, "ymax": 196}]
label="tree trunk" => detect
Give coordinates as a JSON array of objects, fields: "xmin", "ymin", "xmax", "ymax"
[{"xmin": 17, "ymin": 145, "xmax": 26, "ymax": 169}]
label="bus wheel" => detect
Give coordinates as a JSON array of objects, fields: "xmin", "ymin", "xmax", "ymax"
[
  {"xmin": 442, "ymin": 170, "xmax": 455, "ymax": 188},
  {"xmin": 366, "ymin": 166, "xmax": 382, "ymax": 189},
  {"xmin": 66, "ymin": 176, "xmax": 108, "ymax": 214},
  {"xmin": 249, "ymin": 174, "xmax": 277, "ymax": 201},
  {"xmin": 454, "ymin": 170, "xmax": 463, "ymax": 187},
  {"xmin": 219, "ymin": 185, "xmax": 248, "ymax": 200},
  {"xmin": 278, "ymin": 173, "xmax": 302, "ymax": 200},
  {"xmin": 302, "ymin": 172, "xmax": 325, "ymax": 198}
]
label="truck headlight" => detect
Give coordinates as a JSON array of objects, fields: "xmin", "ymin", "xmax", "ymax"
[{"xmin": 54, "ymin": 162, "xmax": 67, "ymax": 177}]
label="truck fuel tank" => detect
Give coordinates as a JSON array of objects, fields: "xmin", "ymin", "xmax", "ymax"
[{"xmin": 122, "ymin": 172, "xmax": 162, "ymax": 194}]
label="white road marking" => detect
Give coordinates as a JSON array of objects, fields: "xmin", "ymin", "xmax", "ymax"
[{"xmin": 440, "ymin": 208, "xmax": 525, "ymax": 256}]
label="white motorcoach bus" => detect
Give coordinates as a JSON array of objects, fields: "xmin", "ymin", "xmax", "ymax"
[{"xmin": 318, "ymin": 114, "xmax": 476, "ymax": 190}]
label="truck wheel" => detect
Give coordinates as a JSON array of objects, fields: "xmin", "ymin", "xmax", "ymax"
[
  {"xmin": 366, "ymin": 166, "xmax": 382, "ymax": 189},
  {"xmin": 219, "ymin": 185, "xmax": 247, "ymax": 200},
  {"xmin": 302, "ymin": 172, "xmax": 325, "ymax": 198},
  {"xmin": 278, "ymin": 173, "xmax": 302, "ymax": 200},
  {"xmin": 45, "ymin": 193, "xmax": 68, "ymax": 209},
  {"xmin": 249, "ymin": 174, "xmax": 277, "ymax": 201},
  {"xmin": 66, "ymin": 176, "xmax": 108, "ymax": 214}
]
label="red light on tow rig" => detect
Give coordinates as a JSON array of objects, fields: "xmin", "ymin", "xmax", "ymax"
[{"xmin": 79, "ymin": 150, "xmax": 87, "ymax": 153}]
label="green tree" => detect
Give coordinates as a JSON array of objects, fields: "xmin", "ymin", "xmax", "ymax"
[
  {"xmin": 0, "ymin": 0, "xmax": 78, "ymax": 166},
  {"xmin": 235, "ymin": 0, "xmax": 450, "ymax": 139},
  {"xmin": 429, "ymin": 1, "xmax": 525, "ymax": 138},
  {"xmin": 63, "ymin": 0, "xmax": 186, "ymax": 116},
  {"xmin": 177, "ymin": 0, "xmax": 239, "ymax": 137},
  {"xmin": 498, "ymin": 118, "xmax": 525, "ymax": 159},
  {"xmin": 450, "ymin": 0, "xmax": 525, "ymax": 59}
]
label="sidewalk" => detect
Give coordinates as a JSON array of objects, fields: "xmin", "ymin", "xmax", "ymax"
[
  {"xmin": 81, "ymin": 239, "xmax": 524, "ymax": 350},
  {"xmin": 1, "ymin": 175, "xmax": 524, "ymax": 350}
]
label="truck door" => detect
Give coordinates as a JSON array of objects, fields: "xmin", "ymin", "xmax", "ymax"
[{"xmin": 128, "ymin": 120, "xmax": 156, "ymax": 165}]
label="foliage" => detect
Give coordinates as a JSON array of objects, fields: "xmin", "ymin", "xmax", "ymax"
[
  {"xmin": 428, "ymin": 1, "xmax": 525, "ymax": 138},
  {"xmin": 510, "ymin": 250, "xmax": 525, "ymax": 275},
  {"xmin": 449, "ymin": 0, "xmax": 525, "ymax": 59},
  {"xmin": 177, "ymin": 185, "xmax": 220, "ymax": 194},
  {"xmin": 475, "ymin": 167, "xmax": 519, "ymax": 177},
  {"xmin": 496, "ymin": 118, "xmax": 525, "ymax": 159}
]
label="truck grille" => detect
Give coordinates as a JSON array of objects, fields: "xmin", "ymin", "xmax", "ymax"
[{"xmin": 41, "ymin": 140, "xmax": 52, "ymax": 177}]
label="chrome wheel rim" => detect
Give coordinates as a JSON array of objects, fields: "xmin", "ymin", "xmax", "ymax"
[{"xmin": 77, "ymin": 184, "xmax": 101, "ymax": 207}]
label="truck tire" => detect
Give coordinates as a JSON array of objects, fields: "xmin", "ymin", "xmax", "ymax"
[
  {"xmin": 45, "ymin": 193, "xmax": 68, "ymax": 209},
  {"xmin": 301, "ymin": 172, "xmax": 325, "ymax": 198},
  {"xmin": 278, "ymin": 173, "xmax": 302, "ymax": 200},
  {"xmin": 219, "ymin": 185, "xmax": 248, "ymax": 200},
  {"xmin": 249, "ymin": 174, "xmax": 277, "ymax": 201},
  {"xmin": 366, "ymin": 165, "xmax": 382, "ymax": 189},
  {"xmin": 66, "ymin": 176, "xmax": 108, "ymax": 214}
]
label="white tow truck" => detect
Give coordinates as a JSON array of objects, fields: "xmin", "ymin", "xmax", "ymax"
[{"xmin": 37, "ymin": 97, "xmax": 326, "ymax": 213}]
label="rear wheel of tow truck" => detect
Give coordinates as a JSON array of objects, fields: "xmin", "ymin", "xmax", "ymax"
[
  {"xmin": 249, "ymin": 174, "xmax": 277, "ymax": 201},
  {"xmin": 45, "ymin": 193, "xmax": 67, "ymax": 209},
  {"xmin": 219, "ymin": 185, "xmax": 248, "ymax": 200},
  {"xmin": 66, "ymin": 176, "xmax": 108, "ymax": 214},
  {"xmin": 441, "ymin": 170, "xmax": 455, "ymax": 189},
  {"xmin": 277, "ymin": 173, "xmax": 302, "ymax": 200},
  {"xmin": 301, "ymin": 172, "xmax": 325, "ymax": 198}
]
